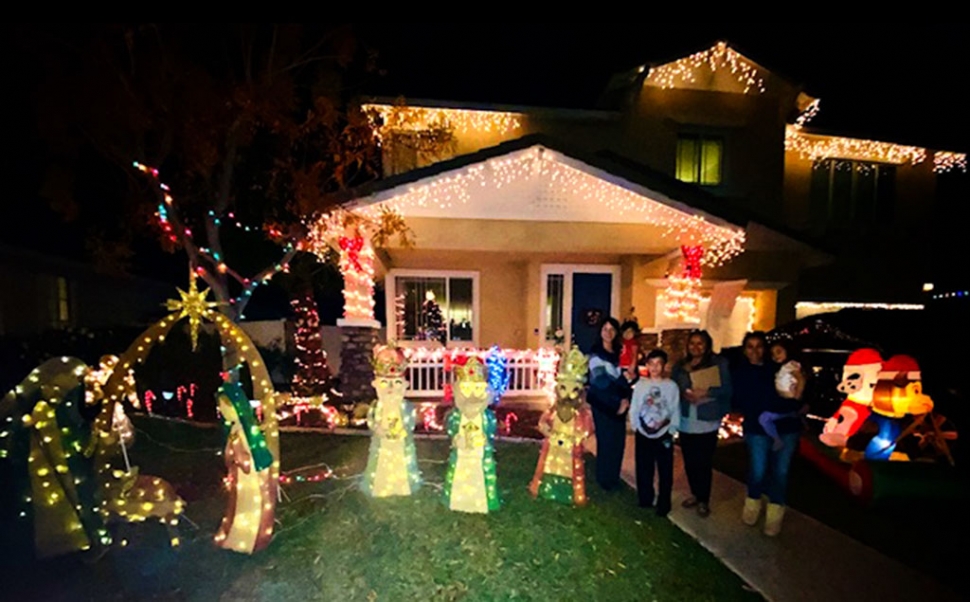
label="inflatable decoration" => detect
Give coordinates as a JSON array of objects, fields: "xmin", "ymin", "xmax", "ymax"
[
  {"xmin": 862, "ymin": 355, "xmax": 933, "ymax": 461},
  {"xmin": 361, "ymin": 344, "xmax": 421, "ymax": 497},
  {"xmin": 528, "ymin": 345, "xmax": 592, "ymax": 506},
  {"xmin": 820, "ymin": 348, "xmax": 881, "ymax": 448}
]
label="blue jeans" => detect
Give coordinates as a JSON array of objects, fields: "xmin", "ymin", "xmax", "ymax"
[{"xmin": 745, "ymin": 432, "xmax": 799, "ymax": 505}]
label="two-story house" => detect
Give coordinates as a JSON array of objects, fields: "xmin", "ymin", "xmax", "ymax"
[{"xmin": 325, "ymin": 41, "xmax": 964, "ymax": 374}]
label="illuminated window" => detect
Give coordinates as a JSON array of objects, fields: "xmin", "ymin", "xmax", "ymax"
[
  {"xmin": 810, "ymin": 159, "xmax": 895, "ymax": 231},
  {"xmin": 676, "ymin": 135, "xmax": 723, "ymax": 185},
  {"xmin": 387, "ymin": 270, "xmax": 478, "ymax": 347},
  {"xmin": 54, "ymin": 276, "xmax": 70, "ymax": 327}
]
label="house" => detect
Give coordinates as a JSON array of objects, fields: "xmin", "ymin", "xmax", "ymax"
[{"xmin": 320, "ymin": 41, "xmax": 964, "ymax": 402}]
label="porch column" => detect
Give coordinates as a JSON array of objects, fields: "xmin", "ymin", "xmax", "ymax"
[{"xmin": 336, "ymin": 223, "xmax": 381, "ymax": 405}]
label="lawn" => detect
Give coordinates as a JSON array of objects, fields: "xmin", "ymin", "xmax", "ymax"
[
  {"xmin": 4, "ymin": 415, "xmax": 762, "ymax": 602},
  {"xmin": 712, "ymin": 439, "xmax": 970, "ymax": 598}
]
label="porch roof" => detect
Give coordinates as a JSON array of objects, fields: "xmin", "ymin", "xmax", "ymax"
[{"xmin": 325, "ymin": 133, "xmax": 829, "ymax": 264}]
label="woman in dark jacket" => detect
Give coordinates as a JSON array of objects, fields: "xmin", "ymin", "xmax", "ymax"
[
  {"xmin": 586, "ymin": 317, "xmax": 634, "ymax": 491},
  {"xmin": 670, "ymin": 330, "xmax": 733, "ymax": 517},
  {"xmin": 732, "ymin": 332, "xmax": 803, "ymax": 536}
]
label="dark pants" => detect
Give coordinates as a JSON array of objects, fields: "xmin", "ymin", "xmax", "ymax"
[
  {"xmin": 635, "ymin": 432, "xmax": 673, "ymax": 514},
  {"xmin": 745, "ymin": 432, "xmax": 799, "ymax": 504},
  {"xmin": 678, "ymin": 431, "xmax": 718, "ymax": 504},
  {"xmin": 591, "ymin": 406, "xmax": 627, "ymax": 490}
]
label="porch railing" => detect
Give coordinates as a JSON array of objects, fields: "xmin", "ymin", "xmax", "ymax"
[{"xmin": 402, "ymin": 348, "xmax": 559, "ymax": 399}]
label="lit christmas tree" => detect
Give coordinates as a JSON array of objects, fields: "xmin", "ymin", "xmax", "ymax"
[
  {"xmin": 291, "ymin": 292, "xmax": 333, "ymax": 398},
  {"xmin": 421, "ymin": 291, "xmax": 445, "ymax": 344}
]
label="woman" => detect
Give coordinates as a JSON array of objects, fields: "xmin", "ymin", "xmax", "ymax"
[
  {"xmin": 586, "ymin": 317, "xmax": 634, "ymax": 491},
  {"xmin": 732, "ymin": 332, "xmax": 804, "ymax": 536},
  {"xmin": 214, "ymin": 380, "xmax": 277, "ymax": 554},
  {"xmin": 671, "ymin": 330, "xmax": 732, "ymax": 517}
]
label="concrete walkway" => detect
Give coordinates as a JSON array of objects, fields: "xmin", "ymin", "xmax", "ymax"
[{"xmin": 608, "ymin": 434, "xmax": 962, "ymax": 602}]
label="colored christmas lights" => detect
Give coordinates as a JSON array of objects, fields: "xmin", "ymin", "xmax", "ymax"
[
  {"xmin": 529, "ymin": 346, "xmax": 592, "ymax": 506},
  {"xmin": 443, "ymin": 356, "xmax": 501, "ymax": 513},
  {"xmin": 662, "ymin": 246, "xmax": 704, "ymax": 323},
  {"xmin": 644, "ymin": 41, "xmax": 766, "ymax": 94},
  {"xmin": 290, "ymin": 294, "xmax": 334, "ymax": 398},
  {"xmin": 304, "ymin": 210, "xmax": 378, "ymax": 321}
]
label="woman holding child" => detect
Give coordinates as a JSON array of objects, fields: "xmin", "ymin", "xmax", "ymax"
[{"xmin": 731, "ymin": 333, "xmax": 806, "ymax": 536}]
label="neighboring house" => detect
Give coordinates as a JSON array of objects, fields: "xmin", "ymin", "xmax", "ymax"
[{"xmin": 0, "ymin": 244, "xmax": 173, "ymax": 337}]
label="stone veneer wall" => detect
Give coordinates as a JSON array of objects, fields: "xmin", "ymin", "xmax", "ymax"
[{"xmin": 338, "ymin": 326, "xmax": 379, "ymax": 404}]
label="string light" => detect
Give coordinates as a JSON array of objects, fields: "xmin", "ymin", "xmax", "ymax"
[
  {"xmin": 361, "ymin": 345, "xmax": 423, "ymax": 498},
  {"xmin": 787, "ymin": 101, "xmax": 964, "ymax": 173},
  {"xmin": 795, "ymin": 301, "xmax": 924, "ymax": 312},
  {"xmin": 290, "ymin": 294, "xmax": 335, "ymax": 397},
  {"xmin": 529, "ymin": 346, "xmax": 591, "ymax": 506},
  {"xmin": 931, "ymin": 290, "xmax": 970, "ymax": 300},
  {"xmin": 133, "ymin": 161, "xmax": 295, "ymax": 309},
  {"xmin": 443, "ymin": 356, "xmax": 501, "ymax": 513},
  {"xmin": 644, "ymin": 41, "xmax": 766, "ymax": 94},
  {"xmin": 304, "ymin": 210, "xmax": 378, "ymax": 321},
  {"xmin": 362, "ymin": 104, "xmax": 522, "ymax": 142},
  {"xmin": 352, "ymin": 146, "xmax": 745, "ymax": 267},
  {"xmin": 933, "ymin": 151, "xmax": 967, "ymax": 173}
]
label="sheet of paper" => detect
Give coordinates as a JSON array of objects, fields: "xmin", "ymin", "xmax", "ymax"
[{"xmin": 689, "ymin": 365, "xmax": 721, "ymax": 390}]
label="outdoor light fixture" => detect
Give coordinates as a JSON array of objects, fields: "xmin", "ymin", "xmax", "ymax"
[{"xmin": 922, "ymin": 283, "xmax": 934, "ymax": 292}]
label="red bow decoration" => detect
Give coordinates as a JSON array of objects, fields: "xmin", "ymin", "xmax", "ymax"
[
  {"xmin": 339, "ymin": 235, "xmax": 365, "ymax": 272},
  {"xmin": 680, "ymin": 245, "xmax": 704, "ymax": 279}
]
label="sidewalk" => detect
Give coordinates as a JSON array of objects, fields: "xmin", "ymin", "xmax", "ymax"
[{"xmin": 608, "ymin": 434, "xmax": 962, "ymax": 602}]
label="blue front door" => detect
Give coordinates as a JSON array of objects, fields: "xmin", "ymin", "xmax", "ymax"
[{"xmin": 571, "ymin": 273, "xmax": 613, "ymax": 354}]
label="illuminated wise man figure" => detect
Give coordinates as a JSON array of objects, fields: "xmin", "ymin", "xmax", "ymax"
[
  {"xmin": 213, "ymin": 373, "xmax": 277, "ymax": 554},
  {"xmin": 443, "ymin": 349, "xmax": 507, "ymax": 513},
  {"xmin": 361, "ymin": 344, "xmax": 421, "ymax": 497},
  {"xmin": 529, "ymin": 345, "xmax": 593, "ymax": 506}
]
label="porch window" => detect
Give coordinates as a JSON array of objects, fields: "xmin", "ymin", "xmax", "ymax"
[
  {"xmin": 676, "ymin": 135, "xmax": 723, "ymax": 186},
  {"xmin": 387, "ymin": 270, "xmax": 478, "ymax": 346}
]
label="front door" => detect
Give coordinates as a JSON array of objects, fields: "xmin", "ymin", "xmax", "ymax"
[{"xmin": 541, "ymin": 265, "xmax": 620, "ymax": 354}]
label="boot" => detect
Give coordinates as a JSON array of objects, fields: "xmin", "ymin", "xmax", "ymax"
[
  {"xmin": 742, "ymin": 497, "xmax": 762, "ymax": 526},
  {"xmin": 764, "ymin": 503, "xmax": 785, "ymax": 536}
]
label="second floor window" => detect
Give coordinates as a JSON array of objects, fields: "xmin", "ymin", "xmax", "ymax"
[
  {"xmin": 676, "ymin": 134, "xmax": 723, "ymax": 186},
  {"xmin": 810, "ymin": 159, "xmax": 896, "ymax": 231}
]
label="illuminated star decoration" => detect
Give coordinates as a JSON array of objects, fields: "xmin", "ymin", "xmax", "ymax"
[{"xmin": 166, "ymin": 272, "xmax": 222, "ymax": 351}]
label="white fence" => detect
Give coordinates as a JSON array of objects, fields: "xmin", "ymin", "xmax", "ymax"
[{"xmin": 403, "ymin": 348, "xmax": 559, "ymax": 399}]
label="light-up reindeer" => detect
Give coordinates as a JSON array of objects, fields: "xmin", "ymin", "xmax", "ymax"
[{"xmin": 85, "ymin": 355, "xmax": 186, "ymax": 547}]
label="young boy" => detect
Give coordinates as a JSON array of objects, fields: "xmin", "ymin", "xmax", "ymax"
[{"xmin": 629, "ymin": 349, "xmax": 680, "ymax": 517}]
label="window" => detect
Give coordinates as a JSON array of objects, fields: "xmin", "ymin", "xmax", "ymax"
[
  {"xmin": 544, "ymin": 274, "xmax": 565, "ymax": 342},
  {"xmin": 382, "ymin": 131, "xmax": 457, "ymax": 176},
  {"xmin": 676, "ymin": 134, "xmax": 723, "ymax": 185},
  {"xmin": 810, "ymin": 159, "xmax": 895, "ymax": 232},
  {"xmin": 387, "ymin": 270, "xmax": 478, "ymax": 346},
  {"xmin": 53, "ymin": 276, "xmax": 70, "ymax": 328}
]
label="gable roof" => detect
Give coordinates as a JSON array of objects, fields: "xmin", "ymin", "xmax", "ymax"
[{"xmin": 320, "ymin": 133, "xmax": 830, "ymax": 261}]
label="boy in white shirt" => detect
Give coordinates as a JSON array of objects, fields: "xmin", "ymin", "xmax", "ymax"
[{"xmin": 630, "ymin": 349, "xmax": 680, "ymax": 516}]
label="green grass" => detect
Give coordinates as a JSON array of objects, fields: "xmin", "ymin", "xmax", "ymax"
[
  {"xmin": 713, "ymin": 441, "xmax": 970, "ymax": 598},
  {"xmin": 4, "ymin": 415, "xmax": 761, "ymax": 602}
]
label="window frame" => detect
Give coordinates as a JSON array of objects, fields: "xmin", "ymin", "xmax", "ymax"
[
  {"xmin": 675, "ymin": 133, "xmax": 724, "ymax": 186},
  {"xmin": 385, "ymin": 269, "xmax": 480, "ymax": 348},
  {"xmin": 810, "ymin": 158, "xmax": 896, "ymax": 232}
]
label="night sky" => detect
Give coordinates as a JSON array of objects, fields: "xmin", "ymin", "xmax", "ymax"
[{"xmin": 2, "ymin": 24, "xmax": 967, "ymax": 290}]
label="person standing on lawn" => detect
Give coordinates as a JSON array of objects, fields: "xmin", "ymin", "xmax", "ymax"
[{"xmin": 586, "ymin": 317, "xmax": 634, "ymax": 491}]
